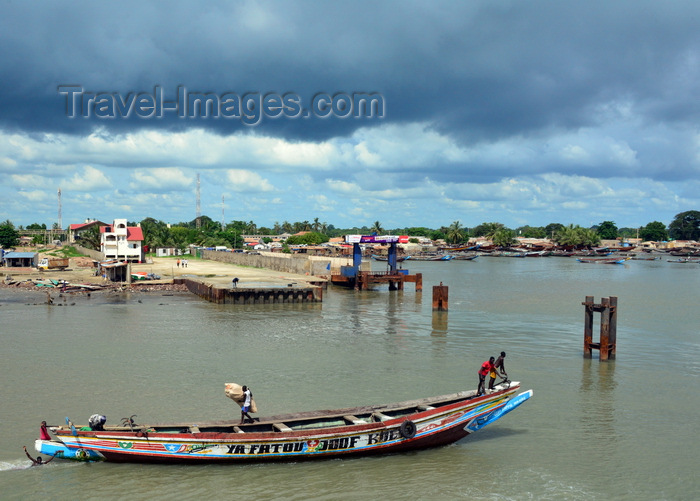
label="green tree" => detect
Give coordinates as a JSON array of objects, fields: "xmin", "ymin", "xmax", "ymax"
[
  {"xmin": 597, "ymin": 221, "xmax": 618, "ymax": 240},
  {"xmin": 492, "ymin": 228, "xmax": 516, "ymax": 248},
  {"xmin": 75, "ymin": 226, "xmax": 101, "ymax": 251},
  {"xmin": 472, "ymin": 222, "xmax": 504, "ymax": 239},
  {"xmin": 285, "ymin": 232, "xmax": 329, "ymax": 245},
  {"xmin": 545, "ymin": 223, "xmax": 564, "ymax": 240},
  {"xmin": 371, "ymin": 221, "xmax": 383, "ymax": 234},
  {"xmin": 668, "ymin": 210, "xmax": 700, "ymax": 240},
  {"xmin": 516, "ymin": 226, "xmax": 546, "ymax": 238},
  {"xmin": 553, "ymin": 224, "xmax": 600, "ymax": 248},
  {"xmin": 639, "ymin": 221, "xmax": 668, "ymax": 241},
  {"xmin": 445, "ymin": 221, "xmax": 466, "ymax": 244},
  {"xmin": 0, "ymin": 222, "xmax": 19, "ymax": 248}
]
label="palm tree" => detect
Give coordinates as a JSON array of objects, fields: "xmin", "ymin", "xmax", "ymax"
[
  {"xmin": 371, "ymin": 221, "xmax": 383, "ymax": 234},
  {"xmin": 312, "ymin": 217, "xmax": 321, "ymax": 232},
  {"xmin": 492, "ymin": 228, "xmax": 516, "ymax": 248},
  {"xmin": 446, "ymin": 221, "xmax": 465, "ymax": 244}
]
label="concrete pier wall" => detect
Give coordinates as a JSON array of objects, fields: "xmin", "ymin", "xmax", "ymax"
[
  {"xmin": 202, "ymin": 250, "xmax": 355, "ymax": 278},
  {"xmin": 179, "ymin": 278, "xmax": 322, "ymax": 304}
]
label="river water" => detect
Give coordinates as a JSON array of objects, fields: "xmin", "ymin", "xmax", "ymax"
[{"xmin": 1, "ymin": 257, "xmax": 698, "ymax": 500}]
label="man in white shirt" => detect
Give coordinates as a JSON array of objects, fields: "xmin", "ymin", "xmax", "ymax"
[{"xmin": 240, "ymin": 385, "xmax": 253, "ymax": 424}]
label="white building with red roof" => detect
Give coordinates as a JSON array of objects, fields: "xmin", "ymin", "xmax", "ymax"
[{"xmin": 100, "ymin": 219, "xmax": 144, "ymax": 263}]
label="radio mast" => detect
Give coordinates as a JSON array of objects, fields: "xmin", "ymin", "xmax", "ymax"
[
  {"xmin": 57, "ymin": 187, "xmax": 62, "ymax": 229},
  {"xmin": 196, "ymin": 174, "xmax": 201, "ymax": 229}
]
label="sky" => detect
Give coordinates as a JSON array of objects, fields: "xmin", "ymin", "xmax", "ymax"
[{"xmin": 1, "ymin": 0, "xmax": 700, "ymax": 231}]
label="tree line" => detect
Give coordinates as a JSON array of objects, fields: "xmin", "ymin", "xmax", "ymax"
[{"xmin": 1, "ymin": 211, "xmax": 699, "ymax": 251}]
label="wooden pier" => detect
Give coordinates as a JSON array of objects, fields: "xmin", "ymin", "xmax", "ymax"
[
  {"xmin": 331, "ymin": 270, "xmax": 422, "ymax": 291},
  {"xmin": 179, "ymin": 278, "xmax": 322, "ymax": 304},
  {"xmin": 582, "ymin": 296, "xmax": 617, "ymax": 360}
]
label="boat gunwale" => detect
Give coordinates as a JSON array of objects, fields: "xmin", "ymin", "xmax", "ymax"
[{"xmin": 50, "ymin": 384, "xmax": 520, "ymax": 441}]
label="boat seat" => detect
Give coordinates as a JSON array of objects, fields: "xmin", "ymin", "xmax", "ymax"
[
  {"xmin": 273, "ymin": 422, "xmax": 293, "ymax": 432},
  {"xmin": 372, "ymin": 412, "xmax": 391, "ymax": 422},
  {"xmin": 189, "ymin": 426, "xmax": 200, "ymax": 433},
  {"xmin": 343, "ymin": 415, "xmax": 365, "ymax": 425},
  {"xmin": 417, "ymin": 405, "xmax": 435, "ymax": 411}
]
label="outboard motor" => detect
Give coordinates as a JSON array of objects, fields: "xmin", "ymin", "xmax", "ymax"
[{"xmin": 88, "ymin": 414, "xmax": 107, "ymax": 431}]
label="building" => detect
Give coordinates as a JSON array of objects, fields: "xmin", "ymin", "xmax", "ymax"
[
  {"xmin": 1, "ymin": 251, "xmax": 38, "ymax": 268},
  {"xmin": 100, "ymin": 219, "xmax": 144, "ymax": 263},
  {"xmin": 68, "ymin": 219, "xmax": 107, "ymax": 243}
]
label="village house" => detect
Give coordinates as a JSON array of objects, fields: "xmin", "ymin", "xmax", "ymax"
[
  {"xmin": 68, "ymin": 219, "xmax": 107, "ymax": 243},
  {"xmin": 100, "ymin": 219, "xmax": 144, "ymax": 263}
]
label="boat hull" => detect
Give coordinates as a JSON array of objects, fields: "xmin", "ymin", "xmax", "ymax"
[{"xmin": 41, "ymin": 384, "xmax": 531, "ymax": 464}]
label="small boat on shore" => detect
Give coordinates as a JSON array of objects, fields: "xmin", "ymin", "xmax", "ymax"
[{"xmin": 36, "ymin": 381, "xmax": 531, "ymax": 464}]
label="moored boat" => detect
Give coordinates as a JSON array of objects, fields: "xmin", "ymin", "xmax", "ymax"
[
  {"xmin": 371, "ymin": 254, "xmax": 410, "ymax": 262},
  {"xmin": 576, "ymin": 257, "xmax": 627, "ymax": 264},
  {"xmin": 36, "ymin": 381, "xmax": 531, "ymax": 464},
  {"xmin": 410, "ymin": 254, "xmax": 453, "ymax": 261}
]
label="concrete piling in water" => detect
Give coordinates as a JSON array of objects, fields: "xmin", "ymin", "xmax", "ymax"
[{"xmin": 582, "ymin": 296, "xmax": 618, "ymax": 360}]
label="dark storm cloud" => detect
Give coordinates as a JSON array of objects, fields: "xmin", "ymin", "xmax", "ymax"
[{"xmin": 2, "ymin": 0, "xmax": 700, "ymax": 159}]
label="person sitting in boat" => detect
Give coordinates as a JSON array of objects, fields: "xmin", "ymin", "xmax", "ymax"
[
  {"xmin": 88, "ymin": 414, "xmax": 107, "ymax": 431},
  {"xmin": 23, "ymin": 446, "xmax": 54, "ymax": 466},
  {"xmin": 477, "ymin": 357, "xmax": 495, "ymax": 396},
  {"xmin": 240, "ymin": 385, "xmax": 253, "ymax": 424}
]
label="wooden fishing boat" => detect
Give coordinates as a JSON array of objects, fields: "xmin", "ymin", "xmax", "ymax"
[
  {"xmin": 371, "ymin": 255, "xmax": 410, "ymax": 262},
  {"xmin": 576, "ymin": 257, "xmax": 627, "ymax": 264},
  {"xmin": 35, "ymin": 381, "xmax": 531, "ymax": 464},
  {"xmin": 451, "ymin": 253, "xmax": 479, "ymax": 261},
  {"xmin": 410, "ymin": 254, "xmax": 453, "ymax": 261}
]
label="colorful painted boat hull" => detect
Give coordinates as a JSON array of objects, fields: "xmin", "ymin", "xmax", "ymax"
[{"xmin": 39, "ymin": 384, "xmax": 532, "ymax": 464}]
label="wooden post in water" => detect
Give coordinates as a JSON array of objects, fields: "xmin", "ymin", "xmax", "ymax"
[
  {"xmin": 583, "ymin": 295, "xmax": 594, "ymax": 358},
  {"xmin": 600, "ymin": 297, "xmax": 611, "ymax": 361},
  {"xmin": 582, "ymin": 296, "xmax": 618, "ymax": 361},
  {"xmin": 608, "ymin": 296, "xmax": 617, "ymax": 359},
  {"xmin": 432, "ymin": 283, "xmax": 448, "ymax": 311}
]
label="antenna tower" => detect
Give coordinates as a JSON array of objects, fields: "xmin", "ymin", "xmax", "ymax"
[
  {"xmin": 57, "ymin": 188, "xmax": 62, "ymax": 229},
  {"xmin": 196, "ymin": 174, "xmax": 201, "ymax": 229},
  {"xmin": 222, "ymin": 195, "xmax": 226, "ymax": 231}
]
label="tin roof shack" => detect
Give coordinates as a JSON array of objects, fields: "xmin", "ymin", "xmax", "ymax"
[
  {"xmin": 2, "ymin": 251, "xmax": 38, "ymax": 268},
  {"xmin": 99, "ymin": 260, "xmax": 128, "ymax": 282}
]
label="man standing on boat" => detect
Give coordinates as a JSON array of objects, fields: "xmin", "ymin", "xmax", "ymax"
[
  {"xmin": 491, "ymin": 351, "xmax": 508, "ymax": 383},
  {"xmin": 240, "ymin": 385, "xmax": 253, "ymax": 424},
  {"xmin": 477, "ymin": 357, "xmax": 495, "ymax": 395}
]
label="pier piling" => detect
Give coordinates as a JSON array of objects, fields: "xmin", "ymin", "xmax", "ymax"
[
  {"xmin": 582, "ymin": 296, "xmax": 617, "ymax": 360},
  {"xmin": 432, "ymin": 283, "xmax": 448, "ymax": 311}
]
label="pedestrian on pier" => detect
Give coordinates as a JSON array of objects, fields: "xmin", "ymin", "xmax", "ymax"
[{"xmin": 232, "ymin": 277, "xmax": 239, "ymax": 287}]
